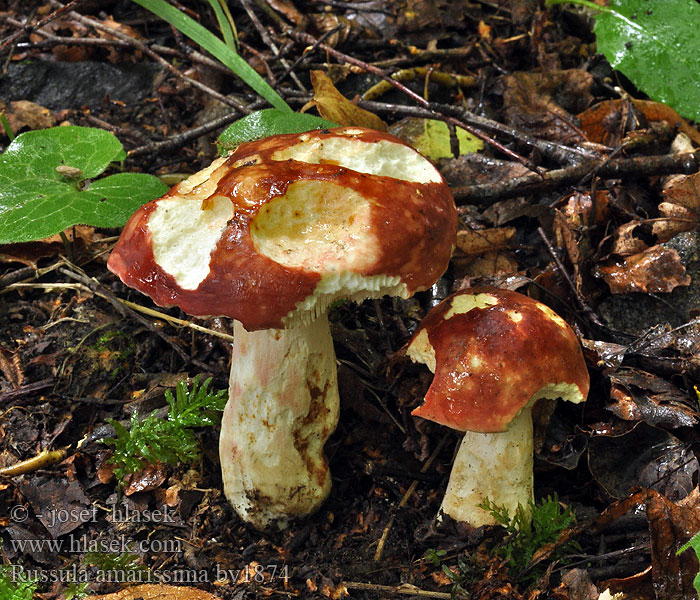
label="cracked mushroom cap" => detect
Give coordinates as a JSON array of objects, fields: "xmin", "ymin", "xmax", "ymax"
[
  {"xmin": 407, "ymin": 287, "xmax": 590, "ymax": 432},
  {"xmin": 107, "ymin": 127, "xmax": 457, "ymax": 330}
]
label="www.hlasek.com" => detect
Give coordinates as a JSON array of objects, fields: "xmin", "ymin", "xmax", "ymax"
[
  {"xmin": 9, "ymin": 533, "xmax": 182, "ymax": 555},
  {"xmin": 8, "ymin": 563, "xmax": 291, "ymax": 585}
]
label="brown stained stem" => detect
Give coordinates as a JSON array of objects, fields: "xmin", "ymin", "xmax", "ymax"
[{"xmin": 48, "ymin": 1, "xmax": 250, "ymax": 114}]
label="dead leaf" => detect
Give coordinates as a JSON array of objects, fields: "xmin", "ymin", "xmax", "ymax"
[
  {"xmin": 123, "ymin": 461, "xmax": 168, "ymax": 495},
  {"xmin": 19, "ymin": 476, "xmax": 92, "ymax": 537},
  {"xmin": 609, "ymin": 221, "xmax": 656, "ymax": 257},
  {"xmin": 0, "ymin": 225, "xmax": 97, "ymax": 268},
  {"xmin": 265, "ymin": 0, "xmax": 305, "ymax": 25},
  {"xmin": 307, "ymin": 13, "xmax": 361, "ymax": 47},
  {"xmin": 454, "ymin": 251, "xmax": 519, "ymax": 278},
  {"xmin": 607, "ymin": 369, "xmax": 698, "ymax": 429},
  {"xmin": 601, "ymin": 566, "xmax": 655, "ymax": 600},
  {"xmin": 659, "ymin": 171, "xmax": 700, "ymax": 235},
  {"xmin": 303, "ymin": 70, "xmax": 387, "ymax": 131},
  {"xmin": 439, "ymin": 153, "xmax": 534, "ymax": 189},
  {"xmin": 580, "ymin": 339, "xmax": 627, "ymax": 370},
  {"xmin": 561, "ymin": 568, "xmax": 601, "ymax": 600},
  {"xmin": 596, "ymin": 246, "xmax": 690, "ymax": 294},
  {"xmin": 432, "ymin": 566, "xmax": 458, "ymax": 586},
  {"xmin": 0, "ymin": 100, "xmax": 55, "ymax": 133},
  {"xmin": 478, "ymin": 20, "xmax": 491, "ymax": 39},
  {"xmin": 579, "ymin": 99, "xmax": 700, "ymax": 146},
  {"xmin": 645, "ymin": 489, "xmax": 700, "ymax": 600},
  {"xmin": 0, "ymin": 346, "xmax": 23, "ymax": 388},
  {"xmin": 455, "ymin": 226, "xmax": 515, "ymax": 255},
  {"xmin": 501, "ymin": 70, "xmax": 593, "ymax": 144},
  {"xmin": 589, "ymin": 424, "xmax": 698, "ymax": 500},
  {"xmin": 454, "ymin": 225, "xmax": 518, "ymax": 279},
  {"xmin": 560, "ymin": 190, "xmax": 610, "ymax": 229},
  {"xmin": 553, "ymin": 209, "xmax": 582, "ymax": 292},
  {"xmin": 320, "ymin": 577, "xmax": 348, "ymax": 599},
  {"xmin": 89, "ymin": 583, "xmax": 220, "ymax": 600}
]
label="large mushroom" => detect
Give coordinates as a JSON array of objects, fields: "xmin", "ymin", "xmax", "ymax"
[
  {"xmin": 406, "ymin": 287, "xmax": 589, "ymax": 527},
  {"xmin": 107, "ymin": 127, "xmax": 457, "ymax": 530}
]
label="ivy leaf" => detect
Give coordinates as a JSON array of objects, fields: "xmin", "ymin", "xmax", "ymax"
[
  {"xmin": 218, "ymin": 109, "xmax": 338, "ymax": 153},
  {"xmin": 0, "ymin": 126, "xmax": 168, "ymax": 244},
  {"xmin": 548, "ymin": 0, "xmax": 700, "ymax": 121}
]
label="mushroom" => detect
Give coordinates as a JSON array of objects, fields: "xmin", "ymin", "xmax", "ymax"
[
  {"xmin": 107, "ymin": 127, "xmax": 457, "ymax": 530},
  {"xmin": 406, "ymin": 287, "xmax": 589, "ymax": 527}
]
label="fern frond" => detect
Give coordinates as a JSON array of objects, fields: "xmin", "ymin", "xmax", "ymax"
[{"xmin": 102, "ymin": 376, "xmax": 226, "ymax": 483}]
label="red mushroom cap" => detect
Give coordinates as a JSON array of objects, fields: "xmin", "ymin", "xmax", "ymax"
[
  {"xmin": 408, "ymin": 287, "xmax": 590, "ymax": 432},
  {"xmin": 108, "ymin": 127, "xmax": 457, "ymax": 330}
]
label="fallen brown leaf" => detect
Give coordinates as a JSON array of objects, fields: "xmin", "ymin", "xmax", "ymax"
[
  {"xmin": 646, "ymin": 488, "xmax": 700, "ymax": 600},
  {"xmin": 303, "ymin": 70, "xmax": 387, "ymax": 131},
  {"xmin": 455, "ymin": 226, "xmax": 515, "ymax": 255},
  {"xmin": 579, "ymin": 99, "xmax": 700, "ymax": 146},
  {"xmin": 0, "ymin": 99, "xmax": 55, "ymax": 133},
  {"xmin": 660, "ymin": 171, "xmax": 700, "ymax": 229},
  {"xmin": 596, "ymin": 246, "xmax": 690, "ymax": 294},
  {"xmin": 89, "ymin": 583, "xmax": 220, "ymax": 600},
  {"xmin": 0, "ymin": 346, "xmax": 23, "ymax": 389},
  {"xmin": 124, "ymin": 461, "xmax": 168, "ymax": 495},
  {"xmin": 501, "ymin": 70, "xmax": 593, "ymax": 144}
]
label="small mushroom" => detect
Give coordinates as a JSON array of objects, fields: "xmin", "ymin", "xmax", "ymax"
[
  {"xmin": 108, "ymin": 127, "xmax": 457, "ymax": 530},
  {"xmin": 406, "ymin": 287, "xmax": 589, "ymax": 526}
]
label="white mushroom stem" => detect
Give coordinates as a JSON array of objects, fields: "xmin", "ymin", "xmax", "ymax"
[
  {"xmin": 218, "ymin": 314, "xmax": 339, "ymax": 530},
  {"xmin": 440, "ymin": 405, "xmax": 534, "ymax": 527}
]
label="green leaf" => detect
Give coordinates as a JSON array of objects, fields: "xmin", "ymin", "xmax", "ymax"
[
  {"xmin": 0, "ymin": 127, "xmax": 168, "ymax": 244},
  {"xmin": 218, "ymin": 109, "xmax": 339, "ymax": 153},
  {"xmin": 677, "ymin": 531, "xmax": 700, "ymax": 596},
  {"xmin": 131, "ymin": 0, "xmax": 290, "ymax": 112},
  {"xmin": 548, "ymin": 0, "xmax": 700, "ymax": 121},
  {"xmin": 389, "ymin": 118, "xmax": 483, "ymax": 160},
  {"xmin": 0, "ymin": 126, "xmax": 122, "ymax": 183},
  {"xmin": 87, "ymin": 173, "xmax": 170, "ymax": 227},
  {"xmin": 207, "ymin": 0, "xmax": 238, "ymax": 50}
]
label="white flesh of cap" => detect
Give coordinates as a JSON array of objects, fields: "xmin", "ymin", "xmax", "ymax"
[
  {"xmin": 149, "ymin": 156, "xmax": 233, "ymax": 290},
  {"xmin": 272, "ymin": 134, "xmax": 442, "ymax": 183}
]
